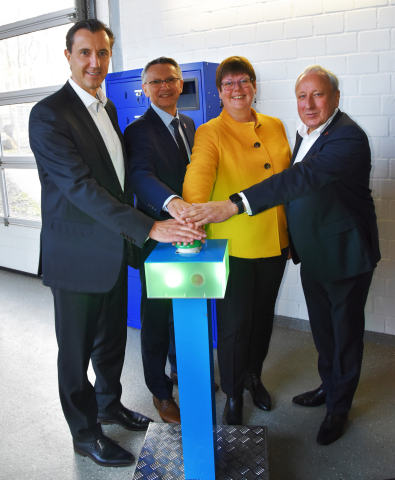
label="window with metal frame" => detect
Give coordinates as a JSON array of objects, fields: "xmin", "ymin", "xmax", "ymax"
[{"xmin": 0, "ymin": 1, "xmax": 83, "ymax": 230}]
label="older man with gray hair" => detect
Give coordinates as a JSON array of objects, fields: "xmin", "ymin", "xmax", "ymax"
[{"xmin": 181, "ymin": 65, "xmax": 380, "ymax": 445}]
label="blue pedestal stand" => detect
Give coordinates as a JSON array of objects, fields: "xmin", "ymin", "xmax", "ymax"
[
  {"xmin": 133, "ymin": 241, "xmax": 269, "ymax": 480},
  {"xmin": 172, "ymin": 298, "xmax": 216, "ymax": 479}
]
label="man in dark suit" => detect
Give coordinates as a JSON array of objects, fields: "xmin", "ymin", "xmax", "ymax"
[
  {"xmin": 180, "ymin": 65, "xmax": 380, "ymax": 445},
  {"xmin": 29, "ymin": 21, "xmax": 204, "ymax": 467},
  {"xmin": 124, "ymin": 57, "xmax": 196, "ymax": 424}
]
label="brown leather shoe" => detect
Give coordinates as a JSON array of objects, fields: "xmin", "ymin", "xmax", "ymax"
[
  {"xmin": 170, "ymin": 371, "xmax": 220, "ymax": 392},
  {"xmin": 153, "ymin": 396, "xmax": 181, "ymax": 423}
]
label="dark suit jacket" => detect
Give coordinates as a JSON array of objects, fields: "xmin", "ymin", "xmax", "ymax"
[
  {"xmin": 29, "ymin": 82, "xmax": 155, "ymax": 293},
  {"xmin": 124, "ymin": 106, "xmax": 195, "ymax": 256},
  {"xmin": 243, "ymin": 110, "xmax": 380, "ymax": 283}
]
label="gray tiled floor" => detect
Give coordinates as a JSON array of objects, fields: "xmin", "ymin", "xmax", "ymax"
[{"xmin": 1, "ymin": 268, "xmax": 394, "ymax": 480}]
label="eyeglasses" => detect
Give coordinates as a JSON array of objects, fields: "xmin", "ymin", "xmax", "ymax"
[
  {"xmin": 221, "ymin": 79, "xmax": 254, "ymax": 91},
  {"xmin": 144, "ymin": 77, "xmax": 181, "ymax": 87}
]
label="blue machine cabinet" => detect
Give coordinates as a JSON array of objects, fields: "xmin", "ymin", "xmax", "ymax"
[{"xmin": 105, "ymin": 62, "xmax": 222, "ymax": 340}]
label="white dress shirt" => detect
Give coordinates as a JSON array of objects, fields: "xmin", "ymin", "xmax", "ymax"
[
  {"xmin": 150, "ymin": 103, "xmax": 191, "ymax": 211},
  {"xmin": 68, "ymin": 78, "xmax": 125, "ymax": 190},
  {"xmin": 293, "ymin": 108, "xmax": 338, "ymax": 165}
]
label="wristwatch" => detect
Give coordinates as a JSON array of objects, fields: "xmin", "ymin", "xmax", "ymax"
[{"xmin": 229, "ymin": 193, "xmax": 245, "ymax": 215}]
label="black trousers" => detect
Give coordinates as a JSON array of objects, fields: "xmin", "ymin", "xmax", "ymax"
[
  {"xmin": 301, "ymin": 267, "xmax": 374, "ymax": 415},
  {"xmin": 52, "ymin": 253, "xmax": 128, "ymax": 443},
  {"xmin": 216, "ymin": 250, "xmax": 288, "ymax": 398},
  {"xmin": 139, "ymin": 259, "xmax": 175, "ymax": 401}
]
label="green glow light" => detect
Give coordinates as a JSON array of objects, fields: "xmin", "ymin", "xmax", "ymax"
[
  {"xmin": 165, "ymin": 269, "xmax": 183, "ymax": 288},
  {"xmin": 145, "ymin": 240, "xmax": 229, "ymax": 299}
]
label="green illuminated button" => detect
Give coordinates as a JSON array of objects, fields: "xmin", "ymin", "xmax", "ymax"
[{"xmin": 176, "ymin": 239, "xmax": 202, "ymax": 254}]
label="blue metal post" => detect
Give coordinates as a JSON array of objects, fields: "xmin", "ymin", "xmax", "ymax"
[
  {"xmin": 144, "ymin": 240, "xmax": 229, "ymax": 480},
  {"xmin": 172, "ymin": 298, "xmax": 216, "ymax": 480}
]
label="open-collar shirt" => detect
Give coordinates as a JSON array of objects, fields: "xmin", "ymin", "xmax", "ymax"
[
  {"xmin": 68, "ymin": 78, "xmax": 125, "ymax": 190},
  {"xmin": 293, "ymin": 108, "xmax": 339, "ymax": 165}
]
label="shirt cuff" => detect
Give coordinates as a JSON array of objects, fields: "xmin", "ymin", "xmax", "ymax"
[
  {"xmin": 162, "ymin": 195, "xmax": 181, "ymax": 212},
  {"xmin": 239, "ymin": 192, "xmax": 252, "ymax": 216}
]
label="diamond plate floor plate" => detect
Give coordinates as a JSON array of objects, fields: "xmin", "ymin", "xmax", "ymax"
[{"xmin": 133, "ymin": 423, "xmax": 269, "ymax": 480}]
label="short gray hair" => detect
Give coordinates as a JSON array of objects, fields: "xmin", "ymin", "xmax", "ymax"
[
  {"xmin": 295, "ymin": 65, "xmax": 339, "ymax": 93},
  {"xmin": 141, "ymin": 57, "xmax": 183, "ymax": 84}
]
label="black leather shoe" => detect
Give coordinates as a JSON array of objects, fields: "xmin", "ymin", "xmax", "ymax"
[
  {"xmin": 170, "ymin": 371, "xmax": 220, "ymax": 392},
  {"xmin": 98, "ymin": 404, "xmax": 153, "ymax": 431},
  {"xmin": 316, "ymin": 412, "xmax": 348, "ymax": 445},
  {"xmin": 223, "ymin": 396, "xmax": 243, "ymax": 425},
  {"xmin": 73, "ymin": 435, "xmax": 134, "ymax": 467},
  {"xmin": 245, "ymin": 373, "xmax": 271, "ymax": 411},
  {"xmin": 292, "ymin": 387, "xmax": 326, "ymax": 407}
]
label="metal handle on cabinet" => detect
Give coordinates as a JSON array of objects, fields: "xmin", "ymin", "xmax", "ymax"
[{"xmin": 135, "ymin": 90, "xmax": 143, "ymax": 104}]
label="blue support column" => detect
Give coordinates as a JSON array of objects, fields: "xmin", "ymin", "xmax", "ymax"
[{"xmin": 172, "ymin": 299, "xmax": 216, "ymax": 480}]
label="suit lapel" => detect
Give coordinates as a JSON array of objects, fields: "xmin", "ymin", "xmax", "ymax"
[
  {"xmin": 291, "ymin": 110, "xmax": 343, "ymax": 165},
  {"xmin": 321, "ymin": 109, "xmax": 342, "ymax": 136},
  {"xmin": 63, "ymin": 82, "xmax": 123, "ymax": 191},
  {"xmin": 302, "ymin": 109, "xmax": 343, "ymax": 158},
  {"xmin": 291, "ymin": 133, "xmax": 303, "ymax": 166}
]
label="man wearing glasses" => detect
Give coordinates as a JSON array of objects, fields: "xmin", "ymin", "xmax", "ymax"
[{"xmin": 124, "ymin": 57, "xmax": 195, "ymax": 424}]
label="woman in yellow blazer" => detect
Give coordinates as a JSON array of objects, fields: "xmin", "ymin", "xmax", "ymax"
[{"xmin": 182, "ymin": 57, "xmax": 291, "ymax": 425}]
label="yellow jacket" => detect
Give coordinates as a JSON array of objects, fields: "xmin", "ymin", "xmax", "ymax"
[{"xmin": 183, "ymin": 108, "xmax": 291, "ymax": 259}]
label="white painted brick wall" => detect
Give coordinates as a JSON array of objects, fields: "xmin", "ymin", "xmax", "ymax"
[
  {"xmin": 116, "ymin": 0, "xmax": 395, "ymax": 335},
  {"xmin": 356, "ymin": 0, "xmax": 388, "ymax": 7},
  {"xmin": 359, "ymin": 29, "xmax": 391, "ymax": 51},
  {"xmin": 243, "ymin": 43, "xmax": 270, "ymax": 62},
  {"xmin": 360, "ymin": 73, "xmax": 391, "ymax": 93},
  {"xmin": 212, "ymin": 9, "xmax": 238, "ymax": 29},
  {"xmin": 270, "ymin": 39, "xmax": 298, "ymax": 59},
  {"xmin": 298, "ymin": 36, "xmax": 326, "ymax": 57},
  {"xmin": 314, "ymin": 13, "xmax": 344, "ymax": 35},
  {"xmin": 327, "ymin": 33, "xmax": 358, "ymax": 54},
  {"xmin": 324, "ymin": 0, "xmax": 355, "ymax": 13},
  {"xmin": 348, "ymin": 53, "xmax": 379, "ymax": 73},
  {"xmin": 260, "ymin": 60, "xmax": 288, "ymax": 80},
  {"xmin": 285, "ymin": 17, "xmax": 313, "ymax": 38},
  {"xmin": 206, "ymin": 29, "xmax": 230, "ymax": 49},
  {"xmin": 378, "ymin": 6, "xmax": 395, "ymax": 27},
  {"xmin": 380, "ymin": 51, "xmax": 395, "ymax": 72},
  {"xmin": 346, "ymin": 9, "xmax": 377, "ymax": 31},
  {"xmin": 317, "ymin": 55, "xmax": 347, "ymax": 74},
  {"xmin": 294, "ymin": 0, "xmax": 323, "ymax": 17},
  {"xmin": 238, "ymin": 4, "xmax": 265, "ymax": 24},
  {"xmin": 257, "ymin": 22, "xmax": 284, "ymax": 41},
  {"xmin": 265, "ymin": 1, "xmax": 293, "ymax": 21},
  {"xmin": 356, "ymin": 116, "xmax": 389, "ymax": 136},
  {"xmin": 231, "ymin": 25, "xmax": 256, "ymax": 45},
  {"xmin": 349, "ymin": 95, "xmax": 381, "ymax": 114}
]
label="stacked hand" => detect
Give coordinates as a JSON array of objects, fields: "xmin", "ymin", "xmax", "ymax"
[
  {"xmin": 148, "ymin": 219, "xmax": 206, "ymax": 244},
  {"xmin": 148, "ymin": 198, "xmax": 238, "ymax": 245},
  {"xmin": 166, "ymin": 197, "xmax": 192, "ymax": 224},
  {"xmin": 148, "ymin": 196, "xmax": 206, "ymax": 244},
  {"xmin": 179, "ymin": 200, "xmax": 238, "ymax": 227}
]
